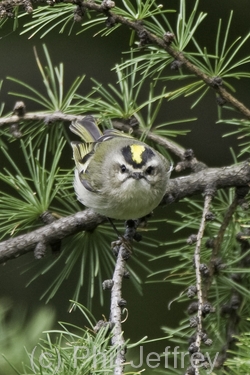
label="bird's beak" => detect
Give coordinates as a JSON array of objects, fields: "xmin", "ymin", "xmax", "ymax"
[{"xmin": 131, "ymin": 172, "xmax": 143, "ymax": 180}]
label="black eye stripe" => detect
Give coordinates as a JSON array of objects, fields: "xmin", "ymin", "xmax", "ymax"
[{"xmin": 121, "ymin": 145, "xmax": 155, "ymax": 168}]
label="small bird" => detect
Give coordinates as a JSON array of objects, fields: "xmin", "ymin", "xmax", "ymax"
[{"xmin": 70, "ymin": 116, "xmax": 171, "ymax": 220}]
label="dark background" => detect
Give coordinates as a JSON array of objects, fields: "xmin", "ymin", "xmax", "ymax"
[{"xmin": 0, "ymin": 0, "xmax": 250, "ymax": 372}]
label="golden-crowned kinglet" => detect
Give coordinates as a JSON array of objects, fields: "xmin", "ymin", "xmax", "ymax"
[{"xmin": 70, "ymin": 116, "xmax": 171, "ymax": 220}]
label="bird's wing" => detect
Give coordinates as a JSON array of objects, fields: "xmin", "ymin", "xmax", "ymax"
[{"xmin": 70, "ymin": 115, "xmax": 102, "ymax": 143}]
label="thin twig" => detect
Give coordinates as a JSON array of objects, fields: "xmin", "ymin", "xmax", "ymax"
[
  {"xmin": 203, "ymin": 186, "xmax": 249, "ymax": 300},
  {"xmin": 110, "ymin": 244, "xmax": 127, "ymax": 375},
  {"xmin": 1, "ymin": 1, "xmax": 250, "ymax": 118},
  {"xmin": 205, "ymin": 187, "xmax": 250, "ymax": 368},
  {"xmin": 70, "ymin": 1, "xmax": 250, "ymax": 118},
  {"xmin": 193, "ymin": 194, "xmax": 213, "ymax": 375},
  {"xmin": 203, "ymin": 198, "xmax": 238, "ymax": 302},
  {"xmin": 0, "ymin": 111, "xmax": 79, "ymax": 126},
  {"xmin": 112, "ymin": 120, "xmax": 185, "ymax": 159},
  {"xmin": 109, "ymin": 221, "xmax": 139, "ymax": 375},
  {"xmin": 0, "ymin": 110, "xmax": 185, "ymax": 158},
  {"xmin": 213, "ymin": 199, "xmax": 238, "ymax": 257}
]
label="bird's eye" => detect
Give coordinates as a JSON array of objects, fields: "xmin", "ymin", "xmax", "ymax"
[
  {"xmin": 120, "ymin": 164, "xmax": 127, "ymax": 173},
  {"xmin": 145, "ymin": 166, "xmax": 154, "ymax": 175}
]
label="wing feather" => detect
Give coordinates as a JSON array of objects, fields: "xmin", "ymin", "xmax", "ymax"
[
  {"xmin": 71, "ymin": 142, "xmax": 93, "ymax": 171},
  {"xmin": 70, "ymin": 115, "xmax": 102, "ymax": 143}
]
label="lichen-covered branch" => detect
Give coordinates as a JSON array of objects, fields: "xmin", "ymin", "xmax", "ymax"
[
  {"xmin": 107, "ymin": 221, "xmax": 139, "ymax": 375},
  {"xmin": 0, "ymin": 111, "xmax": 79, "ymax": 127},
  {"xmin": 0, "ymin": 209, "xmax": 105, "ymax": 263},
  {"xmin": 109, "ymin": 243, "xmax": 127, "ymax": 375},
  {"xmin": 192, "ymin": 194, "xmax": 213, "ymax": 375},
  {"xmin": 109, "ymin": 250, "xmax": 128, "ymax": 346},
  {"xmin": 164, "ymin": 161, "xmax": 250, "ymax": 204}
]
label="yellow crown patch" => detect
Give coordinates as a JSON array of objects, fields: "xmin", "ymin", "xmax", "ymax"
[
  {"xmin": 130, "ymin": 144, "xmax": 145, "ymax": 164},
  {"xmin": 121, "ymin": 143, "xmax": 154, "ymax": 168}
]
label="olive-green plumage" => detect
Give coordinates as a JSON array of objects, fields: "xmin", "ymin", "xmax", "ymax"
[{"xmin": 70, "ymin": 116, "xmax": 171, "ymax": 220}]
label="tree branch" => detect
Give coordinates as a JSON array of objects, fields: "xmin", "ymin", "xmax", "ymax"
[
  {"xmin": 112, "ymin": 120, "xmax": 185, "ymax": 159},
  {"xmin": 164, "ymin": 161, "xmax": 250, "ymax": 204},
  {"xmin": 0, "ymin": 110, "xmax": 185, "ymax": 158},
  {"xmin": 0, "ymin": 161, "xmax": 250, "ymax": 264},
  {"xmin": 1, "ymin": 1, "xmax": 250, "ymax": 118},
  {"xmin": 52, "ymin": 1, "xmax": 250, "ymax": 118},
  {"xmin": 0, "ymin": 209, "xmax": 105, "ymax": 263},
  {"xmin": 109, "ymin": 221, "xmax": 138, "ymax": 375},
  {"xmin": 109, "ymin": 242, "xmax": 127, "ymax": 375},
  {"xmin": 0, "ymin": 111, "xmax": 79, "ymax": 126},
  {"xmin": 193, "ymin": 194, "xmax": 213, "ymax": 375},
  {"xmin": 80, "ymin": 1, "xmax": 250, "ymax": 118}
]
